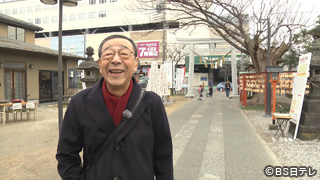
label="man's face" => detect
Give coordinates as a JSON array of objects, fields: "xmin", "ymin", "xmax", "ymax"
[{"xmin": 98, "ymin": 38, "xmax": 138, "ymax": 91}]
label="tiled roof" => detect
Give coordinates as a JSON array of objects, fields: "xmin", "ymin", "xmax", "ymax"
[
  {"xmin": 0, "ymin": 36, "xmax": 84, "ymax": 60},
  {"xmin": 0, "ymin": 13, "xmax": 43, "ymax": 31}
]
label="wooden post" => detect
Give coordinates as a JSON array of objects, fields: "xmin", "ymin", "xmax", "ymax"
[
  {"xmin": 272, "ymin": 80, "xmax": 277, "ymax": 122},
  {"xmin": 243, "ymin": 75, "xmax": 247, "ymax": 107}
]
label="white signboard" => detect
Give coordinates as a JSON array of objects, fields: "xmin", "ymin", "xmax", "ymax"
[
  {"xmin": 164, "ymin": 61, "xmax": 173, "ymax": 88},
  {"xmin": 175, "ymin": 68, "xmax": 185, "ymax": 91},
  {"xmin": 290, "ymin": 53, "xmax": 312, "ymax": 139}
]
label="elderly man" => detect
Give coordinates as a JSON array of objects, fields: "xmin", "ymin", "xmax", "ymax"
[{"xmin": 56, "ymin": 35, "xmax": 173, "ymax": 180}]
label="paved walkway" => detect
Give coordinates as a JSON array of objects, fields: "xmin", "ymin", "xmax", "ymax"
[
  {"xmin": 0, "ymin": 92, "xmax": 291, "ymax": 180},
  {"xmin": 169, "ymin": 92, "xmax": 290, "ymax": 180}
]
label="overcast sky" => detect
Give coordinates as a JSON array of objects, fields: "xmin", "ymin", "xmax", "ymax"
[{"xmin": 293, "ymin": 0, "xmax": 320, "ymax": 28}]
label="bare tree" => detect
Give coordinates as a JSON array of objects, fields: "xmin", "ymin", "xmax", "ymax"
[
  {"xmin": 133, "ymin": 0, "xmax": 309, "ymax": 72},
  {"xmin": 166, "ymin": 44, "xmax": 188, "ymax": 66},
  {"xmin": 131, "ymin": 0, "xmax": 310, "ymax": 104}
]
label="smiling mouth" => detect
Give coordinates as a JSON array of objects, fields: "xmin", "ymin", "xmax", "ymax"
[{"xmin": 109, "ymin": 70, "xmax": 124, "ymax": 74}]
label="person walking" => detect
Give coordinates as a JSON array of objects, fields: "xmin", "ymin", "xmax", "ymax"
[
  {"xmin": 208, "ymin": 85, "xmax": 213, "ymax": 98},
  {"xmin": 56, "ymin": 35, "xmax": 173, "ymax": 180},
  {"xmin": 225, "ymin": 81, "xmax": 231, "ymax": 97},
  {"xmin": 198, "ymin": 85, "xmax": 203, "ymax": 100}
]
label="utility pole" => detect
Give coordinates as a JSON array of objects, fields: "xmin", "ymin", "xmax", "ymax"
[
  {"xmin": 162, "ymin": 0, "xmax": 166, "ymax": 64},
  {"xmin": 83, "ymin": 31, "xmax": 86, "ymax": 57}
]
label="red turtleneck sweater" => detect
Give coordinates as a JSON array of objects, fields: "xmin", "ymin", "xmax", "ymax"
[{"xmin": 102, "ymin": 79, "xmax": 133, "ymax": 127}]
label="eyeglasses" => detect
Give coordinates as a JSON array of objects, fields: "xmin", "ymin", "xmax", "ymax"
[{"xmin": 101, "ymin": 49, "xmax": 134, "ymax": 61}]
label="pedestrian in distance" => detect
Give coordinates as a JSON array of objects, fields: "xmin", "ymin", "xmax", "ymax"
[
  {"xmin": 225, "ymin": 81, "xmax": 231, "ymax": 97},
  {"xmin": 56, "ymin": 35, "xmax": 173, "ymax": 180},
  {"xmin": 198, "ymin": 85, "xmax": 203, "ymax": 100},
  {"xmin": 208, "ymin": 85, "xmax": 213, "ymax": 98}
]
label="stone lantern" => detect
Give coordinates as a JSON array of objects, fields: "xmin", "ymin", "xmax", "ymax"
[
  {"xmin": 290, "ymin": 39, "xmax": 320, "ymax": 140},
  {"xmin": 307, "ymin": 40, "xmax": 320, "ymax": 99},
  {"xmin": 77, "ymin": 46, "xmax": 101, "ymax": 89}
]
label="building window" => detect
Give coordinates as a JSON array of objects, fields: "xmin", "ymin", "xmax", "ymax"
[
  {"xmin": 27, "ymin": 19, "xmax": 33, "ymax": 23},
  {"xmin": 69, "ymin": 46, "xmax": 76, "ymax": 54},
  {"xmin": 99, "ymin": 0, "xmax": 106, "ymax": 3},
  {"xmin": 39, "ymin": 70, "xmax": 62, "ymax": 103},
  {"xmin": 110, "ymin": 0, "xmax": 117, "ymax": 2},
  {"xmin": 99, "ymin": 10, "xmax": 106, "ymax": 18},
  {"xmin": 89, "ymin": 12, "xmax": 95, "ymax": 19},
  {"xmin": 69, "ymin": 14, "xmax": 76, "ymax": 21},
  {"xmin": 78, "ymin": 0, "xmax": 85, "ymax": 6},
  {"xmin": 89, "ymin": 0, "xmax": 96, "ymax": 5},
  {"xmin": 35, "ymin": 18, "xmax": 41, "ymax": 24},
  {"xmin": 8, "ymin": 25, "xmax": 25, "ymax": 42},
  {"xmin": 5, "ymin": 9, "xmax": 10, "ymax": 15},
  {"xmin": 52, "ymin": 16, "xmax": 57, "ymax": 23},
  {"xmin": 43, "ymin": 17, "xmax": 49, "ymax": 24},
  {"xmin": 27, "ymin": 6, "xmax": 33, "ymax": 13},
  {"xmin": 43, "ymin": 5, "xmax": 49, "ymax": 10},
  {"xmin": 20, "ymin": 7, "xmax": 25, "ymax": 14},
  {"xmin": 35, "ymin": 5, "xmax": 41, "ymax": 12},
  {"xmin": 52, "ymin": 4, "xmax": 58, "ymax": 10},
  {"xmin": 12, "ymin": 8, "xmax": 17, "ymax": 14},
  {"xmin": 79, "ymin": 13, "xmax": 85, "ymax": 20},
  {"xmin": 68, "ymin": 69, "xmax": 78, "ymax": 88}
]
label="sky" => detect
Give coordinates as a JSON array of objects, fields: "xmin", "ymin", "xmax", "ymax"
[{"xmin": 289, "ymin": 0, "xmax": 320, "ymax": 28}]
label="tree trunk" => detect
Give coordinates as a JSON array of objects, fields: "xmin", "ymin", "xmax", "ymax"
[
  {"xmin": 245, "ymin": 49, "xmax": 267, "ymax": 105},
  {"xmin": 247, "ymin": 92, "xmax": 265, "ymax": 106},
  {"xmin": 245, "ymin": 44, "xmax": 289, "ymax": 106}
]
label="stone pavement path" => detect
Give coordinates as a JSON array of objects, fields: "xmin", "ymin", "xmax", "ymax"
[
  {"xmin": 0, "ymin": 94, "xmax": 289, "ymax": 180},
  {"xmin": 169, "ymin": 93, "xmax": 290, "ymax": 180}
]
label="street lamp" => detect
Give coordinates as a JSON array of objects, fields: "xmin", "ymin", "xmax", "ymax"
[
  {"xmin": 257, "ymin": 18, "xmax": 272, "ymax": 118},
  {"xmin": 40, "ymin": 0, "xmax": 79, "ymax": 132}
]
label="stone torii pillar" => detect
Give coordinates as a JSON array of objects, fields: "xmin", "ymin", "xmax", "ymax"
[
  {"xmin": 231, "ymin": 47, "xmax": 239, "ymax": 96},
  {"xmin": 187, "ymin": 43, "xmax": 195, "ymax": 97}
]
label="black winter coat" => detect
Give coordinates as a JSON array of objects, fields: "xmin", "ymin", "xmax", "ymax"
[{"xmin": 56, "ymin": 78, "xmax": 173, "ymax": 180}]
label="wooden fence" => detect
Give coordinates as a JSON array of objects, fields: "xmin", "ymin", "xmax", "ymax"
[{"xmin": 239, "ymin": 71, "xmax": 310, "ymax": 108}]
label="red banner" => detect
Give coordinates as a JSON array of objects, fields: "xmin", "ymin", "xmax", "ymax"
[{"xmin": 137, "ymin": 41, "xmax": 159, "ymax": 58}]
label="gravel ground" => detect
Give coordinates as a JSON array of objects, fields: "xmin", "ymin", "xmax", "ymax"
[
  {"xmin": 241, "ymin": 110, "xmax": 320, "ymax": 180},
  {"xmin": 0, "ymin": 96, "xmax": 192, "ymax": 180}
]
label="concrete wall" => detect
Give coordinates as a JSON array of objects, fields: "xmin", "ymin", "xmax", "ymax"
[
  {"xmin": 194, "ymin": 73, "xmax": 209, "ymax": 88},
  {"xmin": 35, "ymin": 38, "xmax": 51, "ymax": 49},
  {"xmin": 0, "ymin": 23, "xmax": 7, "ymax": 37},
  {"xmin": 25, "ymin": 29, "xmax": 35, "ymax": 44}
]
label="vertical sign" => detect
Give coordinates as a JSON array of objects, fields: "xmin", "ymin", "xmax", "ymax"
[
  {"xmin": 290, "ymin": 53, "xmax": 312, "ymax": 139},
  {"xmin": 164, "ymin": 61, "xmax": 173, "ymax": 88},
  {"xmin": 137, "ymin": 41, "xmax": 159, "ymax": 58},
  {"xmin": 175, "ymin": 68, "xmax": 184, "ymax": 91},
  {"xmin": 181, "ymin": 67, "xmax": 186, "ymax": 76}
]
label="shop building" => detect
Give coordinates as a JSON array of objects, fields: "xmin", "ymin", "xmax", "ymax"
[{"xmin": 0, "ymin": 13, "xmax": 82, "ymax": 103}]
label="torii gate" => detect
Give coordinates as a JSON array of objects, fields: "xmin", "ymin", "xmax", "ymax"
[{"xmin": 176, "ymin": 37, "xmax": 239, "ymax": 97}]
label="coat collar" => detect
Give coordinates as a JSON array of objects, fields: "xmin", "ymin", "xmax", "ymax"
[{"xmin": 85, "ymin": 77, "xmax": 144, "ymax": 136}]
